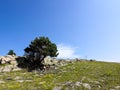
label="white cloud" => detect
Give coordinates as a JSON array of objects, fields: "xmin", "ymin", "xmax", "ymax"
[{"xmin": 57, "ymin": 44, "xmax": 80, "ymax": 59}]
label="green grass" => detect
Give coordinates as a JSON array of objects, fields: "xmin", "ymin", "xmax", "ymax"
[{"xmin": 0, "ymin": 61, "xmax": 120, "ymax": 90}]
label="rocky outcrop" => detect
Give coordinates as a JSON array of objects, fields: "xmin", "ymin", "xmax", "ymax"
[
  {"xmin": 0, "ymin": 55, "xmax": 17, "ymax": 65},
  {"xmin": 0, "ymin": 55, "xmax": 21, "ymax": 72},
  {"xmin": 43, "ymin": 56, "xmax": 70, "ymax": 66},
  {"xmin": 0, "ymin": 55, "xmax": 72, "ymax": 72}
]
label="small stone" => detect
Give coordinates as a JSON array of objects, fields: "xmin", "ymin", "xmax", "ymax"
[
  {"xmin": 98, "ymin": 85, "xmax": 101, "ymax": 88},
  {"xmin": 82, "ymin": 83, "xmax": 91, "ymax": 90},
  {"xmin": 52, "ymin": 86, "xmax": 62, "ymax": 90},
  {"xmin": 16, "ymin": 80, "xmax": 24, "ymax": 83},
  {"xmin": 39, "ymin": 81, "xmax": 46, "ymax": 84},
  {"xmin": 110, "ymin": 89, "xmax": 115, "ymax": 90},
  {"xmin": 65, "ymin": 81, "xmax": 73, "ymax": 86},
  {"xmin": 40, "ymin": 74, "xmax": 44, "ymax": 76},
  {"xmin": 12, "ymin": 68, "xmax": 21, "ymax": 71},
  {"xmin": 94, "ymin": 81, "xmax": 100, "ymax": 84},
  {"xmin": 14, "ymin": 76, "xmax": 21, "ymax": 80},
  {"xmin": 25, "ymin": 80, "xmax": 32, "ymax": 82},
  {"xmin": 0, "ymin": 80, "xmax": 5, "ymax": 84},
  {"xmin": 75, "ymin": 81, "xmax": 81, "ymax": 86},
  {"xmin": 115, "ymin": 86, "xmax": 120, "ymax": 89}
]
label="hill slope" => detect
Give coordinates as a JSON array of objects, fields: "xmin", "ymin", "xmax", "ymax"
[{"xmin": 0, "ymin": 61, "xmax": 120, "ymax": 90}]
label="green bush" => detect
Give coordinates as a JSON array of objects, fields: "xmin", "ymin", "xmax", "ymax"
[{"xmin": 7, "ymin": 50, "xmax": 16, "ymax": 56}]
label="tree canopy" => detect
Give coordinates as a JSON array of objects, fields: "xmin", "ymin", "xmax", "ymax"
[
  {"xmin": 7, "ymin": 50, "xmax": 16, "ymax": 56},
  {"xmin": 24, "ymin": 36, "xmax": 58, "ymax": 71}
]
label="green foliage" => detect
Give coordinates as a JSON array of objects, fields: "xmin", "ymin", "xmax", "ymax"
[
  {"xmin": 24, "ymin": 36, "xmax": 58, "ymax": 70},
  {"xmin": 7, "ymin": 50, "xmax": 16, "ymax": 56}
]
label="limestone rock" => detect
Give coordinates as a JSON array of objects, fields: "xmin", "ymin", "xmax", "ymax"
[
  {"xmin": 44, "ymin": 56, "xmax": 58, "ymax": 65},
  {"xmin": 65, "ymin": 81, "xmax": 73, "ymax": 86},
  {"xmin": 82, "ymin": 83, "xmax": 91, "ymax": 90},
  {"xmin": 115, "ymin": 86, "xmax": 120, "ymax": 89},
  {"xmin": 16, "ymin": 80, "xmax": 24, "ymax": 83},
  {"xmin": 0, "ymin": 55, "xmax": 17, "ymax": 65},
  {"xmin": 52, "ymin": 86, "xmax": 62, "ymax": 90},
  {"xmin": 0, "ymin": 80, "xmax": 5, "ymax": 84},
  {"xmin": 0, "ymin": 55, "xmax": 22, "ymax": 72},
  {"xmin": 14, "ymin": 76, "xmax": 21, "ymax": 80},
  {"xmin": 75, "ymin": 81, "xmax": 81, "ymax": 86}
]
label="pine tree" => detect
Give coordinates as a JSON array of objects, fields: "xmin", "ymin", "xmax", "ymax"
[{"xmin": 24, "ymin": 36, "xmax": 58, "ymax": 71}]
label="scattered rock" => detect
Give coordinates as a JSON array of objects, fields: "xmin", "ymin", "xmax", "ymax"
[
  {"xmin": 93, "ymin": 81, "xmax": 100, "ymax": 84},
  {"xmin": 0, "ymin": 80, "xmax": 5, "ymax": 84},
  {"xmin": 25, "ymin": 80, "xmax": 33, "ymax": 82},
  {"xmin": 40, "ymin": 74, "xmax": 44, "ymax": 76},
  {"xmin": 14, "ymin": 76, "xmax": 21, "ymax": 80},
  {"xmin": 0, "ymin": 55, "xmax": 22, "ymax": 72},
  {"xmin": 2, "ymin": 65, "xmax": 13, "ymax": 72},
  {"xmin": 0, "ymin": 65, "xmax": 21, "ymax": 72},
  {"xmin": 75, "ymin": 81, "xmax": 81, "ymax": 86},
  {"xmin": 16, "ymin": 80, "xmax": 24, "ymax": 83},
  {"xmin": 0, "ymin": 55, "xmax": 17, "ymax": 64},
  {"xmin": 44, "ymin": 56, "xmax": 58, "ymax": 65},
  {"xmin": 110, "ymin": 89, "xmax": 115, "ymax": 90},
  {"xmin": 16, "ymin": 79, "xmax": 33, "ymax": 83},
  {"xmin": 82, "ymin": 83, "xmax": 91, "ymax": 90},
  {"xmin": 98, "ymin": 85, "xmax": 101, "ymax": 88},
  {"xmin": 52, "ymin": 86, "xmax": 62, "ymax": 90},
  {"xmin": 12, "ymin": 66, "xmax": 22, "ymax": 71},
  {"xmin": 65, "ymin": 81, "xmax": 73, "ymax": 86},
  {"xmin": 39, "ymin": 81, "xmax": 46, "ymax": 84},
  {"xmin": 115, "ymin": 86, "xmax": 120, "ymax": 89}
]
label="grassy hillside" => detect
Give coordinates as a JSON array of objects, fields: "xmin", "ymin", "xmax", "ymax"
[{"xmin": 0, "ymin": 61, "xmax": 120, "ymax": 90}]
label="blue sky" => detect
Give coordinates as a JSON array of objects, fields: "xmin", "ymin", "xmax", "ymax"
[{"xmin": 0, "ymin": 0, "xmax": 120, "ymax": 62}]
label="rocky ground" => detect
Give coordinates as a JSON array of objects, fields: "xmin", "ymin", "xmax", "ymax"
[
  {"xmin": 0, "ymin": 55, "xmax": 69, "ymax": 72},
  {"xmin": 0, "ymin": 55, "xmax": 120, "ymax": 90}
]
